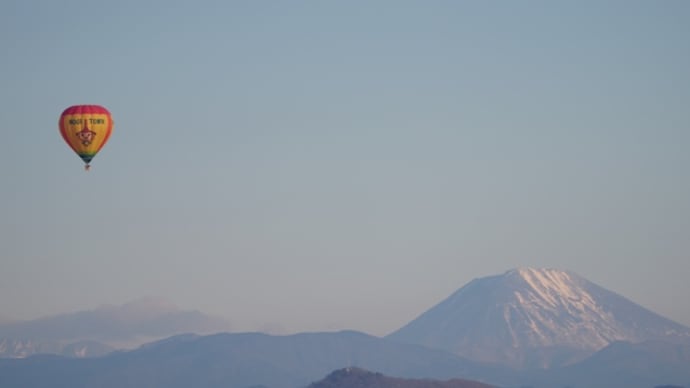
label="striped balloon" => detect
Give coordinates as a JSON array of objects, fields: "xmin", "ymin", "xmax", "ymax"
[{"xmin": 59, "ymin": 105, "xmax": 113, "ymax": 170}]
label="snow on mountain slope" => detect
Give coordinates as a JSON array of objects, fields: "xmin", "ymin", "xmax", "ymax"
[{"xmin": 387, "ymin": 267, "xmax": 690, "ymax": 369}]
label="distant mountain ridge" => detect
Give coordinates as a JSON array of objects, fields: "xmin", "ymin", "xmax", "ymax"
[
  {"xmin": 0, "ymin": 331, "xmax": 513, "ymax": 388},
  {"xmin": 2, "ymin": 267, "xmax": 690, "ymax": 387},
  {"xmin": 387, "ymin": 267, "xmax": 690, "ymax": 368},
  {"xmin": 528, "ymin": 340, "xmax": 690, "ymax": 388},
  {"xmin": 0, "ymin": 297, "xmax": 231, "ymax": 358},
  {"xmin": 2, "ymin": 330, "xmax": 689, "ymax": 388}
]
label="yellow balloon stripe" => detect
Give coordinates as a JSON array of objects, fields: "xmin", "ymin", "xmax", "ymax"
[{"xmin": 60, "ymin": 113, "xmax": 112, "ymax": 156}]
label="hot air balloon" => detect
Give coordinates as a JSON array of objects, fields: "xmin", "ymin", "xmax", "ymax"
[{"xmin": 59, "ymin": 105, "xmax": 114, "ymax": 170}]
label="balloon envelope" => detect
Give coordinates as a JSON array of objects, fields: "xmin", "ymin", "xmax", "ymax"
[{"xmin": 59, "ymin": 105, "xmax": 113, "ymax": 167}]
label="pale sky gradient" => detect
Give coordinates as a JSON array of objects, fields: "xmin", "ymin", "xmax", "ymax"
[{"xmin": 1, "ymin": 1, "xmax": 689, "ymax": 336}]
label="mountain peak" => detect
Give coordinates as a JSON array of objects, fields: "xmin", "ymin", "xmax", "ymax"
[
  {"xmin": 509, "ymin": 266, "xmax": 570, "ymax": 277},
  {"xmin": 503, "ymin": 267, "xmax": 595, "ymax": 310},
  {"xmin": 95, "ymin": 297, "xmax": 180, "ymax": 317},
  {"xmin": 506, "ymin": 267, "xmax": 579, "ymax": 284},
  {"xmin": 387, "ymin": 268, "xmax": 690, "ymax": 369}
]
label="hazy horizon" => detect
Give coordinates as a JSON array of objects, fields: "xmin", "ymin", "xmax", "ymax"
[
  {"xmin": 2, "ymin": 1, "xmax": 689, "ymax": 337},
  {"xmin": 1, "ymin": 266, "xmax": 688, "ymax": 337}
]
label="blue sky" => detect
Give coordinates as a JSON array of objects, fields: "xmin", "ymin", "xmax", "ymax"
[{"xmin": 1, "ymin": 1, "xmax": 689, "ymax": 335}]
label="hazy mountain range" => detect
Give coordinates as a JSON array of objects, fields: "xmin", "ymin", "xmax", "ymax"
[
  {"xmin": 0, "ymin": 297, "xmax": 231, "ymax": 358},
  {"xmin": 0, "ymin": 331, "xmax": 511, "ymax": 388},
  {"xmin": 2, "ymin": 267, "xmax": 689, "ymax": 388}
]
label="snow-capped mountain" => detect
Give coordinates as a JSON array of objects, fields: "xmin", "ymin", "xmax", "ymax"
[{"xmin": 386, "ymin": 267, "xmax": 690, "ymax": 369}]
